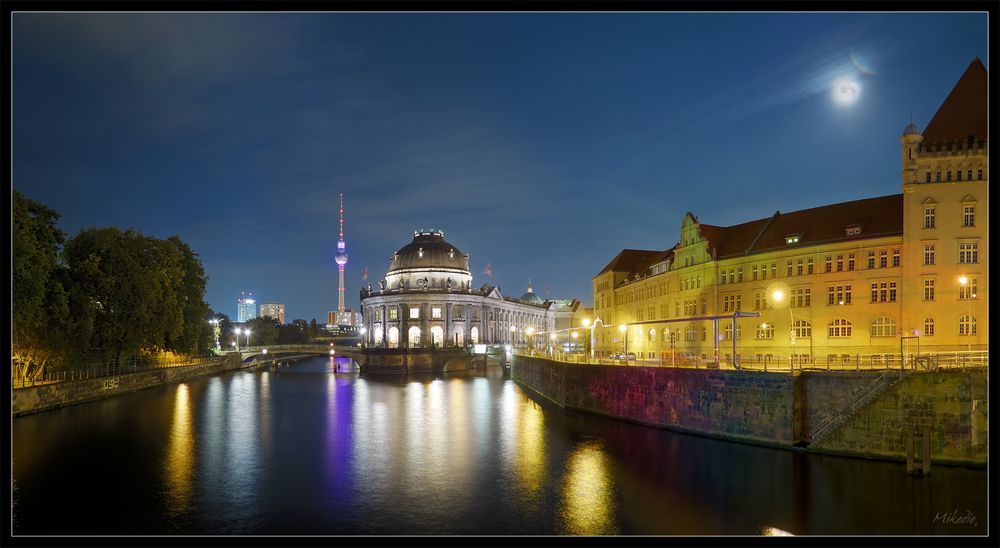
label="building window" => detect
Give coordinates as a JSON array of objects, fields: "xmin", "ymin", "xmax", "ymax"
[
  {"xmin": 870, "ymin": 317, "xmax": 897, "ymax": 337},
  {"xmin": 786, "ymin": 261, "xmax": 794, "ymax": 277},
  {"xmin": 752, "ymin": 265, "xmax": 758, "ymax": 280},
  {"xmin": 958, "ymin": 278, "xmax": 977, "ymax": 300},
  {"xmin": 959, "ymin": 243, "xmax": 978, "ymax": 264},
  {"xmin": 923, "ymin": 207, "xmax": 936, "ymax": 228},
  {"xmin": 867, "ymin": 251, "xmax": 875, "ymax": 269},
  {"xmin": 409, "ymin": 307, "xmax": 420, "ymax": 319},
  {"xmin": 977, "ymin": 169, "xmax": 983, "ymax": 180},
  {"xmin": 389, "ymin": 308, "xmax": 399, "ymax": 320},
  {"xmin": 967, "ymin": 169, "xmax": 973, "ymax": 180},
  {"xmin": 923, "ymin": 318, "xmax": 934, "ymax": 336},
  {"xmin": 755, "ymin": 323, "xmax": 774, "ymax": 340},
  {"xmin": 828, "ymin": 319, "xmax": 852, "ymax": 338},
  {"xmin": 770, "ymin": 263, "xmax": 777, "ymax": 279},
  {"xmin": 957, "ymin": 170, "xmax": 962, "ymax": 181},
  {"xmin": 923, "ymin": 279, "xmax": 935, "ymax": 301},
  {"xmin": 431, "ymin": 307, "xmax": 442, "ymax": 319},
  {"xmin": 701, "ymin": 297, "xmax": 707, "ymax": 315},
  {"xmin": 871, "ymin": 281, "xmax": 897, "ymax": 303},
  {"xmin": 947, "ymin": 171, "xmax": 952, "ymax": 182},
  {"xmin": 879, "ymin": 250, "xmax": 888, "ymax": 268},
  {"xmin": 925, "ymin": 172, "xmax": 931, "ymax": 183},
  {"xmin": 836, "ymin": 255, "xmax": 844, "ymax": 272},
  {"xmin": 723, "ymin": 324, "xmax": 742, "ymax": 340},
  {"xmin": 792, "ymin": 288, "xmax": 811, "ymax": 308},
  {"xmin": 684, "ymin": 327, "xmax": 696, "ymax": 342},
  {"xmin": 892, "ymin": 249, "xmax": 900, "ymax": 267},
  {"xmin": 848, "ymin": 254, "xmax": 855, "ymax": 271},
  {"xmin": 761, "ymin": 264, "xmax": 768, "ymax": 280},
  {"xmin": 796, "ymin": 259, "xmax": 804, "ymax": 276},
  {"xmin": 828, "ymin": 285, "xmax": 851, "ymax": 305},
  {"xmin": 825, "ymin": 256, "xmax": 832, "ymax": 273},
  {"xmin": 723, "ymin": 295, "xmax": 741, "ymax": 313},
  {"xmin": 754, "ymin": 290, "xmax": 770, "ymax": 311},
  {"xmin": 935, "ymin": 171, "xmax": 941, "ymax": 182},
  {"xmin": 963, "ymin": 206, "xmax": 975, "ymax": 227},
  {"xmin": 792, "ymin": 320, "xmax": 811, "ymax": 339},
  {"xmin": 923, "ymin": 244, "xmax": 935, "ymax": 265},
  {"xmin": 959, "ymin": 315, "xmax": 977, "ymax": 336}
]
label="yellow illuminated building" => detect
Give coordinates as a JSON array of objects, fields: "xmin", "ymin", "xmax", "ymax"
[{"xmin": 592, "ymin": 59, "xmax": 987, "ymax": 365}]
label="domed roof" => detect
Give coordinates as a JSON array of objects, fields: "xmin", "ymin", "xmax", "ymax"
[
  {"xmin": 388, "ymin": 229, "xmax": 469, "ymax": 273},
  {"xmin": 519, "ymin": 281, "xmax": 544, "ymax": 304}
]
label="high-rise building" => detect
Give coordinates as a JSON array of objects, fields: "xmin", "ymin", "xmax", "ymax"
[
  {"xmin": 591, "ymin": 59, "xmax": 988, "ymax": 364},
  {"xmin": 237, "ymin": 291, "xmax": 258, "ymax": 323},
  {"xmin": 334, "ymin": 192, "xmax": 349, "ymax": 314},
  {"xmin": 259, "ymin": 303, "xmax": 286, "ymax": 324}
]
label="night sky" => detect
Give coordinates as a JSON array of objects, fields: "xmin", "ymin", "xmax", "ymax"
[{"xmin": 12, "ymin": 12, "xmax": 987, "ymax": 322}]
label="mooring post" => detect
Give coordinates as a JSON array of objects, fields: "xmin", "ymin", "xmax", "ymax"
[
  {"xmin": 906, "ymin": 429, "xmax": 915, "ymax": 474},
  {"xmin": 922, "ymin": 427, "xmax": 932, "ymax": 476}
]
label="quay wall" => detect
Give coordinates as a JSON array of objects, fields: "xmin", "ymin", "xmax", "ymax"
[
  {"xmin": 12, "ymin": 353, "xmax": 296, "ymax": 417},
  {"xmin": 511, "ymin": 356, "xmax": 987, "ymax": 465}
]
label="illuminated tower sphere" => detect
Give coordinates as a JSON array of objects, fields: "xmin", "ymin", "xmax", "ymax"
[{"xmin": 335, "ymin": 193, "xmax": 348, "ymax": 313}]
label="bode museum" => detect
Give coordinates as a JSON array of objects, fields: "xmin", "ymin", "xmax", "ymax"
[
  {"xmin": 359, "ymin": 229, "xmax": 574, "ymax": 350},
  {"xmin": 591, "ymin": 59, "xmax": 988, "ymax": 366}
]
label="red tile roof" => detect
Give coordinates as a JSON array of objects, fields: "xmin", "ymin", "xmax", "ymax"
[
  {"xmin": 596, "ymin": 248, "xmax": 666, "ymax": 276},
  {"xmin": 921, "ymin": 58, "xmax": 988, "ymax": 144}
]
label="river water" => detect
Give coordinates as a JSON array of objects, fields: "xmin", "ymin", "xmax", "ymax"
[{"xmin": 11, "ymin": 356, "xmax": 987, "ymax": 536}]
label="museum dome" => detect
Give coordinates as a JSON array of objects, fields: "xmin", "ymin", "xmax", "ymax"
[
  {"xmin": 519, "ymin": 281, "xmax": 544, "ymax": 304},
  {"xmin": 387, "ymin": 229, "xmax": 470, "ymax": 274}
]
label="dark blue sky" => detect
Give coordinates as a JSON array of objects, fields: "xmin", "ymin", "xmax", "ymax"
[{"xmin": 13, "ymin": 12, "xmax": 988, "ymax": 322}]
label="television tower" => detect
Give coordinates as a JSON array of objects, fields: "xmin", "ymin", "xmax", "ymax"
[{"xmin": 334, "ymin": 192, "xmax": 349, "ymax": 314}]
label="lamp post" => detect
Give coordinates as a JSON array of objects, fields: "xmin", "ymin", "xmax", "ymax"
[
  {"xmin": 243, "ymin": 329, "xmax": 252, "ymax": 351},
  {"xmin": 959, "ymin": 276, "xmax": 972, "ymax": 352},
  {"xmin": 571, "ymin": 330, "xmax": 579, "ymax": 354},
  {"xmin": 771, "ymin": 288, "xmax": 811, "ymax": 367},
  {"xmin": 526, "ymin": 327, "xmax": 535, "ymax": 354},
  {"xmin": 510, "ymin": 325, "xmax": 516, "ymax": 348},
  {"xmin": 209, "ymin": 319, "xmax": 221, "ymax": 351},
  {"xmin": 549, "ymin": 333, "xmax": 556, "ymax": 356}
]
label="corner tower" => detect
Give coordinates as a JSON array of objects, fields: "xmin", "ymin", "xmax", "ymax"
[{"xmin": 335, "ymin": 192, "xmax": 349, "ymax": 313}]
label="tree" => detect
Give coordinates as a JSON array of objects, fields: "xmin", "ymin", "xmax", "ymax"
[
  {"xmin": 12, "ymin": 191, "xmax": 70, "ymax": 378},
  {"xmin": 247, "ymin": 317, "xmax": 279, "ymax": 346},
  {"xmin": 310, "ymin": 318, "xmax": 319, "ymax": 338}
]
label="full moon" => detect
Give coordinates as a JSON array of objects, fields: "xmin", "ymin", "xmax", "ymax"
[{"xmin": 832, "ymin": 78, "xmax": 860, "ymax": 105}]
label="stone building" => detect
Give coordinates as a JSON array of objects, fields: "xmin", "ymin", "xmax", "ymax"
[
  {"xmin": 360, "ymin": 229, "xmax": 558, "ymax": 349},
  {"xmin": 592, "ymin": 59, "xmax": 988, "ymax": 364}
]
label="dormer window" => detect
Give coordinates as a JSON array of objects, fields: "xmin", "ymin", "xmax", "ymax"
[
  {"xmin": 845, "ymin": 225, "xmax": 862, "ymax": 237},
  {"xmin": 448, "ymin": 249, "xmax": 455, "ymax": 259},
  {"xmin": 418, "ymin": 247, "xmax": 424, "ymax": 258},
  {"xmin": 785, "ymin": 234, "xmax": 800, "ymax": 245}
]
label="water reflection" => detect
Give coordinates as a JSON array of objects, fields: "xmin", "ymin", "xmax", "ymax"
[
  {"xmin": 561, "ymin": 441, "xmax": 617, "ymax": 535},
  {"xmin": 163, "ymin": 383, "xmax": 194, "ymax": 516}
]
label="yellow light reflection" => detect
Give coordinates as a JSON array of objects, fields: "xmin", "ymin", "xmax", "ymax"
[
  {"xmin": 514, "ymin": 401, "xmax": 545, "ymax": 509},
  {"xmin": 164, "ymin": 383, "xmax": 194, "ymax": 515},
  {"xmin": 561, "ymin": 442, "xmax": 617, "ymax": 535},
  {"xmin": 761, "ymin": 526, "xmax": 795, "ymax": 536}
]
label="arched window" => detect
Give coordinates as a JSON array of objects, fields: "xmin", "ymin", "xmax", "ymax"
[
  {"xmin": 454, "ymin": 327, "xmax": 465, "ymax": 346},
  {"xmin": 648, "ymin": 328, "xmax": 656, "ymax": 343},
  {"xmin": 923, "ymin": 318, "xmax": 934, "ymax": 337},
  {"xmin": 470, "ymin": 326, "xmax": 479, "ymax": 345},
  {"xmin": 870, "ymin": 317, "xmax": 897, "ymax": 337},
  {"xmin": 792, "ymin": 320, "xmax": 811, "ymax": 338},
  {"xmin": 663, "ymin": 328, "xmax": 673, "ymax": 344},
  {"xmin": 387, "ymin": 327, "xmax": 399, "ymax": 349},
  {"xmin": 755, "ymin": 323, "xmax": 774, "ymax": 340},
  {"xmin": 374, "ymin": 326, "xmax": 384, "ymax": 345},
  {"xmin": 828, "ymin": 319, "xmax": 852, "ymax": 338},
  {"xmin": 430, "ymin": 326, "xmax": 444, "ymax": 348},
  {"xmin": 959, "ymin": 315, "xmax": 977, "ymax": 336},
  {"xmin": 408, "ymin": 326, "xmax": 422, "ymax": 348}
]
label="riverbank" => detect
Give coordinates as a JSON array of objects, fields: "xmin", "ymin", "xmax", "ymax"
[
  {"xmin": 511, "ymin": 355, "xmax": 987, "ymax": 467},
  {"xmin": 11, "ymin": 353, "xmax": 314, "ymax": 417}
]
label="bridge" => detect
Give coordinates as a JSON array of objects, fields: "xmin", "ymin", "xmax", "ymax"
[{"xmin": 232, "ymin": 344, "xmax": 506, "ymax": 375}]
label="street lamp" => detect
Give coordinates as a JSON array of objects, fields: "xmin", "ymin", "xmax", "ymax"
[
  {"xmin": 243, "ymin": 329, "xmax": 252, "ymax": 351},
  {"xmin": 509, "ymin": 325, "xmax": 517, "ymax": 348},
  {"xmin": 526, "ymin": 327, "xmax": 535, "ymax": 353},
  {"xmin": 618, "ymin": 324, "xmax": 628, "ymax": 362},
  {"xmin": 771, "ymin": 288, "xmax": 811, "ymax": 366}
]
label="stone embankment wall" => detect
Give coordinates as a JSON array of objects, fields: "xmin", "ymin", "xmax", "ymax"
[
  {"xmin": 810, "ymin": 370, "xmax": 987, "ymax": 465},
  {"xmin": 13, "ymin": 353, "xmax": 248, "ymax": 417},
  {"xmin": 512, "ymin": 356, "xmax": 987, "ymax": 465}
]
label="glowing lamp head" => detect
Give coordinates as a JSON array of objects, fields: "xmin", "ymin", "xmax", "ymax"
[
  {"xmin": 526, "ymin": 327, "xmax": 535, "ymax": 336},
  {"xmin": 959, "ymin": 276, "xmax": 969, "ymax": 286},
  {"xmin": 771, "ymin": 289, "xmax": 785, "ymax": 303},
  {"xmin": 618, "ymin": 325, "xmax": 627, "ymax": 333},
  {"xmin": 581, "ymin": 318, "xmax": 591, "ymax": 327},
  {"xmin": 550, "ymin": 334, "xmax": 556, "ymax": 341},
  {"xmin": 571, "ymin": 332, "xmax": 579, "ymax": 339}
]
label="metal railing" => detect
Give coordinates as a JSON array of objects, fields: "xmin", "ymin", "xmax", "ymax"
[
  {"xmin": 11, "ymin": 353, "xmax": 221, "ymax": 389},
  {"xmin": 810, "ymin": 369, "xmax": 908, "ymax": 444},
  {"xmin": 513, "ymin": 350, "xmax": 988, "ymax": 373}
]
